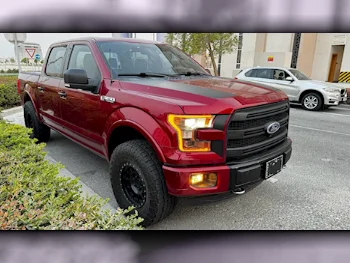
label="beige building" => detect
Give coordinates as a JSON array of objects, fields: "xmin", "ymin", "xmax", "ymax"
[{"xmin": 200, "ymin": 33, "xmax": 350, "ymax": 84}]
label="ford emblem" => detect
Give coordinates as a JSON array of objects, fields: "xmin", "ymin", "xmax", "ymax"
[{"xmin": 266, "ymin": 122, "xmax": 280, "ymax": 135}]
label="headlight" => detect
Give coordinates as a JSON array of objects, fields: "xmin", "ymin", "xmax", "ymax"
[
  {"xmin": 167, "ymin": 114, "xmax": 215, "ymax": 152},
  {"xmin": 324, "ymin": 87, "xmax": 340, "ymax": 93}
]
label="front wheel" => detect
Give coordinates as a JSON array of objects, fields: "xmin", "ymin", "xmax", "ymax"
[
  {"xmin": 110, "ymin": 139, "xmax": 177, "ymax": 227},
  {"xmin": 301, "ymin": 93, "xmax": 323, "ymax": 111}
]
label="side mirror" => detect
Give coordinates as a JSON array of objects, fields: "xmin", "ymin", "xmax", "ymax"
[
  {"xmin": 286, "ymin": 76, "xmax": 294, "ymax": 82},
  {"xmin": 63, "ymin": 69, "xmax": 97, "ymax": 92},
  {"xmin": 205, "ymin": 68, "xmax": 212, "ymax": 75}
]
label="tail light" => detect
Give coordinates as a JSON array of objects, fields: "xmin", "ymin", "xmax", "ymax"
[{"xmin": 17, "ymin": 79, "xmax": 21, "ymax": 94}]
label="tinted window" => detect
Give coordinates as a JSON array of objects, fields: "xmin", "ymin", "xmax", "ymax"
[
  {"xmin": 245, "ymin": 69, "xmax": 256, "ymax": 77},
  {"xmin": 255, "ymin": 69, "xmax": 273, "ymax": 79},
  {"xmin": 45, "ymin": 46, "xmax": 67, "ymax": 77},
  {"xmin": 273, "ymin": 69, "xmax": 291, "ymax": 81},
  {"xmin": 68, "ymin": 45, "xmax": 100, "ymax": 80},
  {"xmin": 96, "ymin": 41, "xmax": 209, "ymax": 77}
]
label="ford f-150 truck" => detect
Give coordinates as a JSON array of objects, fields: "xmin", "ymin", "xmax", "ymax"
[{"xmin": 18, "ymin": 37, "xmax": 292, "ymax": 227}]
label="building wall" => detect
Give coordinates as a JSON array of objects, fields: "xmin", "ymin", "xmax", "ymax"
[
  {"xmin": 340, "ymin": 33, "xmax": 350, "ymax": 72},
  {"xmin": 311, "ymin": 33, "xmax": 333, "ymax": 81},
  {"xmin": 265, "ymin": 33, "xmax": 293, "ymax": 53},
  {"xmin": 296, "ymin": 33, "xmax": 317, "ymax": 77}
]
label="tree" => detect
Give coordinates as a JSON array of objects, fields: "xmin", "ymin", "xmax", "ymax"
[
  {"xmin": 166, "ymin": 33, "xmax": 238, "ymax": 76},
  {"xmin": 5, "ymin": 59, "xmax": 9, "ymax": 63},
  {"xmin": 10, "ymin": 58, "xmax": 15, "ymax": 64},
  {"xmin": 21, "ymin": 58, "xmax": 29, "ymax": 64},
  {"xmin": 34, "ymin": 59, "xmax": 38, "ymax": 65},
  {"xmin": 40, "ymin": 60, "xmax": 44, "ymax": 64}
]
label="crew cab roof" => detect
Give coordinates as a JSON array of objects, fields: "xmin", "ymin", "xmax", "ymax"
[{"xmin": 50, "ymin": 37, "xmax": 162, "ymax": 47}]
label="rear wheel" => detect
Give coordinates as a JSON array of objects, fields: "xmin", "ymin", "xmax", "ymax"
[
  {"xmin": 110, "ymin": 139, "xmax": 177, "ymax": 227},
  {"xmin": 301, "ymin": 93, "xmax": 323, "ymax": 111},
  {"xmin": 24, "ymin": 101, "xmax": 51, "ymax": 142}
]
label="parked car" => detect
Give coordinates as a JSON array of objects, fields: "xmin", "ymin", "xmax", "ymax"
[
  {"xmin": 17, "ymin": 37, "xmax": 292, "ymax": 227},
  {"xmin": 235, "ymin": 66, "xmax": 348, "ymax": 111}
]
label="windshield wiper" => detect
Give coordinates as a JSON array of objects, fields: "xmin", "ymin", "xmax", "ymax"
[
  {"xmin": 174, "ymin": 72, "xmax": 209, "ymax": 76},
  {"xmin": 117, "ymin": 72, "xmax": 174, "ymax": 78}
]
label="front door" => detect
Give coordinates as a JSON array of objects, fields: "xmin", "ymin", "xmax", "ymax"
[
  {"xmin": 271, "ymin": 69, "xmax": 300, "ymax": 101},
  {"xmin": 58, "ymin": 43, "xmax": 110, "ymax": 156},
  {"xmin": 327, "ymin": 54, "xmax": 338, "ymax": 82}
]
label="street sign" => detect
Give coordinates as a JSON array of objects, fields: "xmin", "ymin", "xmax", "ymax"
[
  {"xmin": 35, "ymin": 54, "xmax": 41, "ymax": 60},
  {"xmin": 25, "ymin": 48, "xmax": 36, "ymax": 58},
  {"xmin": 4, "ymin": 33, "xmax": 27, "ymax": 43},
  {"xmin": 3, "ymin": 33, "xmax": 27, "ymax": 72}
]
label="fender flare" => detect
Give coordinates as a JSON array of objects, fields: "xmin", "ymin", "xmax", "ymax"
[
  {"xmin": 23, "ymin": 84, "xmax": 41, "ymax": 120},
  {"xmin": 104, "ymin": 107, "xmax": 173, "ymax": 163}
]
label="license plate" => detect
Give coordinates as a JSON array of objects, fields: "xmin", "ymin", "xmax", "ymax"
[{"xmin": 265, "ymin": 155, "xmax": 283, "ymax": 179}]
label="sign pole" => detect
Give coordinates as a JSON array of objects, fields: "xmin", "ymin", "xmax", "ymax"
[{"xmin": 14, "ymin": 34, "xmax": 22, "ymax": 73}]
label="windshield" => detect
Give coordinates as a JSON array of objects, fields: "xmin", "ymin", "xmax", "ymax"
[
  {"xmin": 289, "ymin": 69, "xmax": 311, "ymax": 80},
  {"xmin": 96, "ymin": 41, "xmax": 209, "ymax": 77}
]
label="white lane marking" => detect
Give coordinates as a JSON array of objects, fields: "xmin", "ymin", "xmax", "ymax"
[
  {"xmin": 333, "ymin": 107, "xmax": 350, "ymax": 111},
  {"xmin": 290, "ymin": 108, "xmax": 350, "ymax": 117},
  {"xmin": 290, "ymin": 124, "xmax": 350, "ymax": 137},
  {"xmin": 267, "ymin": 178, "xmax": 278, "ymax": 183}
]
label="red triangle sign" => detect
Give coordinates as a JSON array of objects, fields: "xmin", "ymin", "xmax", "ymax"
[{"xmin": 25, "ymin": 48, "xmax": 36, "ymax": 58}]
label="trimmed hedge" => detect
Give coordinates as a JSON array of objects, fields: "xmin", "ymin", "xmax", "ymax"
[
  {"xmin": 0, "ymin": 120, "xmax": 144, "ymax": 230},
  {"xmin": 0, "ymin": 75, "xmax": 21, "ymax": 111}
]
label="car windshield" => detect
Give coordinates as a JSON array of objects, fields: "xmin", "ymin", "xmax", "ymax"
[
  {"xmin": 289, "ymin": 69, "xmax": 311, "ymax": 80},
  {"xmin": 96, "ymin": 41, "xmax": 209, "ymax": 78}
]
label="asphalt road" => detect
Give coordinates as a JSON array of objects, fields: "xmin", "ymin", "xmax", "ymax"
[{"xmin": 5, "ymin": 103, "xmax": 350, "ymax": 229}]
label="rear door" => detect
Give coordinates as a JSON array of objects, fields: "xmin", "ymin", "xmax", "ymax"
[
  {"xmin": 246, "ymin": 68, "xmax": 275, "ymax": 85},
  {"xmin": 37, "ymin": 45, "xmax": 68, "ymax": 129},
  {"xmin": 270, "ymin": 69, "xmax": 300, "ymax": 101}
]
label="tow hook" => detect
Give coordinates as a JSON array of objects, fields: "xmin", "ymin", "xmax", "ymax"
[{"xmin": 232, "ymin": 188, "xmax": 246, "ymax": 195}]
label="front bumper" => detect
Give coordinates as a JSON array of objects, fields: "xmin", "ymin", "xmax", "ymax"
[
  {"xmin": 324, "ymin": 93, "xmax": 341, "ymax": 105},
  {"xmin": 163, "ymin": 138, "xmax": 292, "ymax": 197}
]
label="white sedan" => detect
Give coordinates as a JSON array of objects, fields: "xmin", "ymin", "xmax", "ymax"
[{"xmin": 235, "ymin": 66, "xmax": 348, "ymax": 111}]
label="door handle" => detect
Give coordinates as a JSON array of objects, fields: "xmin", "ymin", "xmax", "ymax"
[
  {"xmin": 58, "ymin": 91, "xmax": 67, "ymax": 99},
  {"xmin": 38, "ymin": 87, "xmax": 45, "ymax": 92}
]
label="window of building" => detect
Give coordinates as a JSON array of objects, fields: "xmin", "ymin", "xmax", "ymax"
[{"xmin": 235, "ymin": 33, "xmax": 243, "ymax": 69}]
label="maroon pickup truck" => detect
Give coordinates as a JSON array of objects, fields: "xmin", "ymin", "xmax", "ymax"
[{"xmin": 18, "ymin": 37, "xmax": 292, "ymax": 226}]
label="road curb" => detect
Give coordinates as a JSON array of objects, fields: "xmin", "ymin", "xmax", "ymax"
[{"xmin": 0, "ymin": 106, "xmax": 23, "ymax": 118}]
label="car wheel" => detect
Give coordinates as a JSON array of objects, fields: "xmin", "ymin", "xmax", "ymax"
[
  {"xmin": 110, "ymin": 139, "xmax": 177, "ymax": 227},
  {"xmin": 24, "ymin": 101, "xmax": 51, "ymax": 142},
  {"xmin": 301, "ymin": 93, "xmax": 323, "ymax": 111}
]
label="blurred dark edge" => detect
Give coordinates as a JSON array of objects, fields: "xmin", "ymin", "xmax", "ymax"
[
  {"xmin": 0, "ymin": 10, "xmax": 348, "ymax": 32},
  {"xmin": 1, "ymin": 231, "xmax": 350, "ymax": 261}
]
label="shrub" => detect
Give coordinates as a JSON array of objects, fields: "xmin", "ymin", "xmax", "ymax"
[
  {"xmin": 0, "ymin": 121, "xmax": 144, "ymax": 230},
  {"xmin": 0, "ymin": 75, "xmax": 21, "ymax": 110}
]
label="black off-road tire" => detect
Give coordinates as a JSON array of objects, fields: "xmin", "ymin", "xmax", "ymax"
[
  {"xmin": 110, "ymin": 139, "xmax": 177, "ymax": 227},
  {"xmin": 301, "ymin": 92, "xmax": 323, "ymax": 111},
  {"xmin": 24, "ymin": 101, "xmax": 51, "ymax": 142}
]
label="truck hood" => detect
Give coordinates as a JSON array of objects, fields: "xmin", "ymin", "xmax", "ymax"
[{"xmin": 119, "ymin": 76, "xmax": 288, "ymax": 115}]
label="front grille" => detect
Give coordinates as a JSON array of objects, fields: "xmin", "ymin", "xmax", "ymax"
[{"xmin": 226, "ymin": 101, "xmax": 290, "ymax": 162}]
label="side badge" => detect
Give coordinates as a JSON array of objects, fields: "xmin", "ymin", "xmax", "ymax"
[{"xmin": 100, "ymin": 96, "xmax": 116, "ymax": 104}]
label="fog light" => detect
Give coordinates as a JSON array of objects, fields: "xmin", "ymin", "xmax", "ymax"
[{"xmin": 189, "ymin": 173, "xmax": 217, "ymax": 188}]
